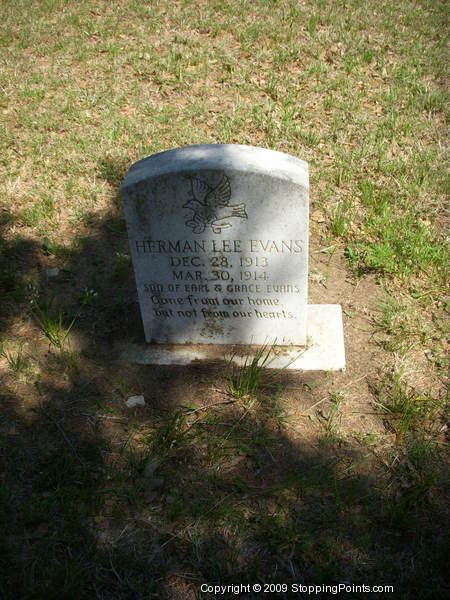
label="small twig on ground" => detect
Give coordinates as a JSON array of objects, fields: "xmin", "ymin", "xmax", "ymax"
[
  {"xmin": 109, "ymin": 555, "xmax": 124, "ymax": 585},
  {"xmin": 294, "ymin": 373, "xmax": 373, "ymax": 416},
  {"xmin": 113, "ymin": 524, "xmax": 131, "ymax": 544},
  {"xmin": 313, "ymin": 244, "xmax": 338, "ymax": 253},
  {"xmin": 180, "ymin": 398, "xmax": 239, "ymax": 415},
  {"xmin": 80, "ymin": 411, "xmax": 128, "ymax": 423},
  {"xmin": 211, "ymin": 387, "xmax": 232, "ymax": 395},
  {"xmin": 300, "ymin": 395, "xmax": 329, "ymax": 415}
]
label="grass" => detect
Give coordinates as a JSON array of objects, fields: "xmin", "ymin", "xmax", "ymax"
[
  {"xmin": 376, "ymin": 295, "xmax": 432, "ymax": 353},
  {"xmin": 226, "ymin": 343, "xmax": 273, "ymax": 399},
  {"xmin": 113, "ymin": 251, "xmax": 131, "ymax": 280},
  {"xmin": 320, "ymin": 391, "xmax": 345, "ymax": 438},
  {"xmin": 33, "ymin": 299, "xmax": 78, "ymax": 350},
  {"xmin": 0, "ymin": 0, "xmax": 448, "ymax": 598},
  {"xmin": 375, "ymin": 370, "xmax": 442, "ymax": 442},
  {"xmin": 0, "ymin": 341, "xmax": 30, "ymax": 375}
]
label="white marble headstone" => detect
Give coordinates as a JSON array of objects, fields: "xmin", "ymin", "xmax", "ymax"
[{"xmin": 121, "ymin": 144, "xmax": 309, "ymax": 346}]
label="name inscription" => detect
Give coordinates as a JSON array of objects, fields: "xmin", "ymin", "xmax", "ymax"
[{"xmin": 135, "ymin": 239, "xmax": 303, "ymax": 254}]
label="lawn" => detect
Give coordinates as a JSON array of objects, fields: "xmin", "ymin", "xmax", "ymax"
[{"xmin": 0, "ymin": 1, "xmax": 448, "ymax": 598}]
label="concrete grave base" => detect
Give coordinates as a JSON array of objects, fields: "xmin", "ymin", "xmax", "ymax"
[{"xmin": 119, "ymin": 304, "xmax": 345, "ymax": 371}]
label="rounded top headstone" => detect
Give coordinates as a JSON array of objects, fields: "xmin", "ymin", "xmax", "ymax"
[
  {"xmin": 121, "ymin": 144, "xmax": 309, "ymax": 345},
  {"xmin": 122, "ymin": 144, "xmax": 309, "ymax": 191}
]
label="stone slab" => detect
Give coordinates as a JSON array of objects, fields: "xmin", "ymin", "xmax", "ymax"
[
  {"xmin": 121, "ymin": 144, "xmax": 309, "ymax": 346},
  {"xmin": 118, "ymin": 304, "xmax": 345, "ymax": 371}
]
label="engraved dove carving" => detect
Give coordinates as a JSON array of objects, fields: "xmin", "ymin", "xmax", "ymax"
[{"xmin": 183, "ymin": 174, "xmax": 247, "ymax": 234}]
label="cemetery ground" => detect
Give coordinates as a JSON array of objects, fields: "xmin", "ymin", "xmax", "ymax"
[{"xmin": 0, "ymin": 1, "xmax": 448, "ymax": 598}]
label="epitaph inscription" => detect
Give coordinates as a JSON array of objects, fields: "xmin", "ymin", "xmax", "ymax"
[{"xmin": 121, "ymin": 145, "xmax": 309, "ymax": 345}]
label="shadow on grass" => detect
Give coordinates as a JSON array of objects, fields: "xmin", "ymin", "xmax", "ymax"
[{"xmin": 0, "ymin": 194, "xmax": 448, "ymax": 599}]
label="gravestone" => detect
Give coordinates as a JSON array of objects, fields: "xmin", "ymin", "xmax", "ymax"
[{"xmin": 121, "ymin": 144, "xmax": 345, "ymax": 370}]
